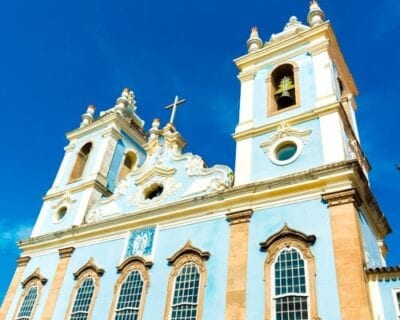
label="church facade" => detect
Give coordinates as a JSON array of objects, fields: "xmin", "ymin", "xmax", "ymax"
[{"xmin": 1, "ymin": 2, "xmax": 399, "ymax": 320}]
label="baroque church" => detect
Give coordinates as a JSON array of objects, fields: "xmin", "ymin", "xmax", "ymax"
[{"xmin": 1, "ymin": 1, "xmax": 399, "ymax": 319}]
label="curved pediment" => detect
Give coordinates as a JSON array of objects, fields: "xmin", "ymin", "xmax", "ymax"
[{"xmin": 85, "ymin": 124, "xmax": 233, "ymax": 223}]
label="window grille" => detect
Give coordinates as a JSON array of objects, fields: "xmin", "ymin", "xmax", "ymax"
[
  {"xmin": 170, "ymin": 263, "xmax": 200, "ymax": 320},
  {"xmin": 273, "ymin": 248, "xmax": 309, "ymax": 320},
  {"xmin": 114, "ymin": 270, "xmax": 144, "ymax": 320},
  {"xmin": 16, "ymin": 286, "xmax": 38, "ymax": 320},
  {"xmin": 70, "ymin": 277, "xmax": 95, "ymax": 320}
]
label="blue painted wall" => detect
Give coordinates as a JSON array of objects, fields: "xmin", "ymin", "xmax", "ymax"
[
  {"xmin": 358, "ymin": 210, "xmax": 383, "ymax": 268},
  {"xmin": 246, "ymin": 199, "xmax": 341, "ymax": 320},
  {"xmin": 378, "ymin": 279, "xmax": 400, "ymax": 319}
]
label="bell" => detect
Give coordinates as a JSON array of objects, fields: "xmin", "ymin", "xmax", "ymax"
[{"xmin": 277, "ymin": 89, "xmax": 295, "ymax": 108}]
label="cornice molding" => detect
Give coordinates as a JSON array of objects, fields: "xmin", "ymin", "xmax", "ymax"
[
  {"xmin": 259, "ymin": 224, "xmax": 316, "ymax": 251},
  {"xmin": 21, "ymin": 268, "xmax": 47, "ymax": 288},
  {"xmin": 17, "ymin": 256, "xmax": 31, "ymax": 267},
  {"xmin": 167, "ymin": 241, "xmax": 210, "ymax": 265},
  {"xmin": 58, "ymin": 247, "xmax": 75, "ymax": 259},
  {"xmin": 366, "ymin": 266, "xmax": 400, "ymax": 281},
  {"xmin": 322, "ymin": 188, "xmax": 361, "ymax": 207},
  {"xmin": 233, "ymin": 102, "xmax": 340, "ymax": 141},
  {"xmin": 116, "ymin": 256, "xmax": 153, "ymax": 273},
  {"xmin": 226, "ymin": 209, "xmax": 253, "ymax": 225},
  {"xmin": 73, "ymin": 258, "xmax": 104, "ymax": 280},
  {"xmin": 19, "ymin": 160, "xmax": 391, "ymax": 253}
]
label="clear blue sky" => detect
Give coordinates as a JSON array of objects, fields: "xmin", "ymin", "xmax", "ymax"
[{"xmin": 0, "ymin": 0, "xmax": 399, "ymax": 299}]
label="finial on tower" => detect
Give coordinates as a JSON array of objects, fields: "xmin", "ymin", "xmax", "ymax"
[
  {"xmin": 80, "ymin": 104, "xmax": 95, "ymax": 128},
  {"xmin": 246, "ymin": 26, "xmax": 263, "ymax": 53},
  {"xmin": 307, "ymin": 0, "xmax": 325, "ymax": 27}
]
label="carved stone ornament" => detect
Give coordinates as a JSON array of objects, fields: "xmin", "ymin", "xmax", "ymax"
[
  {"xmin": 116, "ymin": 256, "xmax": 153, "ymax": 273},
  {"xmin": 260, "ymin": 122, "xmax": 311, "ymax": 153},
  {"xmin": 21, "ymin": 268, "xmax": 48, "ymax": 288},
  {"xmin": 73, "ymin": 258, "xmax": 105, "ymax": 280},
  {"xmin": 51, "ymin": 191, "xmax": 76, "ymax": 209}
]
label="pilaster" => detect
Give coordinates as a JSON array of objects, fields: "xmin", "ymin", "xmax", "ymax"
[
  {"xmin": 322, "ymin": 189, "xmax": 373, "ymax": 320},
  {"xmin": 0, "ymin": 256, "xmax": 31, "ymax": 318},
  {"xmin": 225, "ymin": 209, "xmax": 253, "ymax": 320},
  {"xmin": 42, "ymin": 247, "xmax": 75, "ymax": 320}
]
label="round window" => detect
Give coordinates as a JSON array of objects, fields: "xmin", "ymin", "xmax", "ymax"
[
  {"xmin": 269, "ymin": 137, "xmax": 303, "ymax": 166},
  {"xmin": 55, "ymin": 206, "xmax": 67, "ymax": 222},
  {"xmin": 275, "ymin": 142, "xmax": 297, "ymax": 161}
]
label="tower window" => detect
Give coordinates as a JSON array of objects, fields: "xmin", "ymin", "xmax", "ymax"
[
  {"xmin": 118, "ymin": 151, "xmax": 137, "ymax": 182},
  {"xmin": 268, "ymin": 64, "xmax": 299, "ymax": 114},
  {"xmin": 54, "ymin": 206, "xmax": 67, "ymax": 222},
  {"xmin": 144, "ymin": 183, "xmax": 164, "ymax": 200},
  {"xmin": 275, "ymin": 142, "xmax": 298, "ymax": 161},
  {"xmin": 69, "ymin": 142, "xmax": 93, "ymax": 182}
]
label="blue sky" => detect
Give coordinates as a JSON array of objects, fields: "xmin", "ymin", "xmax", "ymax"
[{"xmin": 0, "ymin": 0, "xmax": 399, "ymax": 299}]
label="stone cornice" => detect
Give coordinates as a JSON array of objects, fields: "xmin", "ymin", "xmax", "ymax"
[
  {"xmin": 116, "ymin": 256, "xmax": 153, "ymax": 273},
  {"xmin": 66, "ymin": 112, "xmax": 146, "ymax": 145},
  {"xmin": 19, "ymin": 160, "xmax": 391, "ymax": 253},
  {"xmin": 366, "ymin": 266, "xmax": 400, "ymax": 281},
  {"xmin": 226, "ymin": 209, "xmax": 253, "ymax": 225},
  {"xmin": 233, "ymin": 102, "xmax": 340, "ymax": 141},
  {"xmin": 322, "ymin": 188, "xmax": 361, "ymax": 207},
  {"xmin": 43, "ymin": 179, "xmax": 112, "ymax": 201},
  {"xmin": 17, "ymin": 256, "xmax": 31, "ymax": 267},
  {"xmin": 58, "ymin": 247, "xmax": 75, "ymax": 259}
]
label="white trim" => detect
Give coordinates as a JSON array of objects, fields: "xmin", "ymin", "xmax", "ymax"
[
  {"xmin": 392, "ymin": 288, "xmax": 400, "ymax": 319},
  {"xmin": 270, "ymin": 247, "xmax": 311, "ymax": 320},
  {"xmin": 269, "ymin": 136, "xmax": 303, "ymax": 166}
]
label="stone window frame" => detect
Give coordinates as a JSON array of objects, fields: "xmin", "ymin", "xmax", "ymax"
[
  {"xmin": 108, "ymin": 256, "xmax": 153, "ymax": 320},
  {"xmin": 163, "ymin": 241, "xmax": 210, "ymax": 320},
  {"xmin": 65, "ymin": 258, "xmax": 104, "ymax": 320},
  {"xmin": 13, "ymin": 268, "xmax": 47, "ymax": 320},
  {"xmin": 117, "ymin": 149, "xmax": 139, "ymax": 184},
  {"xmin": 266, "ymin": 62, "xmax": 301, "ymax": 116},
  {"xmin": 392, "ymin": 288, "xmax": 400, "ymax": 319},
  {"xmin": 260, "ymin": 224, "xmax": 318, "ymax": 320}
]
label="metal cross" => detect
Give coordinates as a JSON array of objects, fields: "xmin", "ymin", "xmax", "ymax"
[{"xmin": 165, "ymin": 95, "xmax": 186, "ymax": 124}]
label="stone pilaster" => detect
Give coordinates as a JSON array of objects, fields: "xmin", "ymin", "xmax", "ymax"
[
  {"xmin": 41, "ymin": 247, "xmax": 75, "ymax": 320},
  {"xmin": 322, "ymin": 189, "xmax": 373, "ymax": 320},
  {"xmin": 0, "ymin": 256, "xmax": 31, "ymax": 318},
  {"xmin": 225, "ymin": 209, "xmax": 253, "ymax": 320}
]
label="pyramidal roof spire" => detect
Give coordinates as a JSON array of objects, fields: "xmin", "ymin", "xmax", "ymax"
[
  {"xmin": 246, "ymin": 26, "xmax": 263, "ymax": 53},
  {"xmin": 307, "ymin": 0, "xmax": 325, "ymax": 27}
]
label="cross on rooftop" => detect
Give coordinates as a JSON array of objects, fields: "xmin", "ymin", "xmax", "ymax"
[{"xmin": 165, "ymin": 95, "xmax": 186, "ymax": 124}]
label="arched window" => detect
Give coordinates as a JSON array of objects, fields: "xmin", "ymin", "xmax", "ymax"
[
  {"xmin": 69, "ymin": 142, "xmax": 93, "ymax": 182},
  {"xmin": 268, "ymin": 63, "xmax": 300, "ymax": 114},
  {"xmin": 118, "ymin": 151, "xmax": 137, "ymax": 182},
  {"xmin": 109, "ymin": 256, "xmax": 152, "ymax": 320},
  {"xmin": 164, "ymin": 241, "xmax": 210, "ymax": 320},
  {"xmin": 260, "ymin": 224, "xmax": 318, "ymax": 320},
  {"xmin": 66, "ymin": 258, "xmax": 104, "ymax": 320},
  {"xmin": 13, "ymin": 269, "xmax": 47, "ymax": 320}
]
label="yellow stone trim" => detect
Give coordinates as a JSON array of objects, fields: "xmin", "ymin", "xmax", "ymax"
[
  {"xmin": 0, "ymin": 256, "xmax": 31, "ymax": 318},
  {"xmin": 225, "ymin": 209, "xmax": 252, "ymax": 320},
  {"xmin": 234, "ymin": 102, "xmax": 340, "ymax": 141},
  {"xmin": 135, "ymin": 166, "xmax": 177, "ymax": 186},
  {"xmin": 164, "ymin": 242, "xmax": 209, "ymax": 320},
  {"xmin": 109, "ymin": 256, "xmax": 152, "ymax": 320},
  {"xmin": 323, "ymin": 189, "xmax": 373, "ymax": 320},
  {"xmin": 42, "ymin": 247, "xmax": 75, "ymax": 320}
]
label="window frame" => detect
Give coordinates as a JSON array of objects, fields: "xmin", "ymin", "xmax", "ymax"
[
  {"xmin": 164, "ymin": 241, "xmax": 210, "ymax": 320},
  {"xmin": 109, "ymin": 256, "xmax": 152, "ymax": 320},
  {"xmin": 65, "ymin": 258, "xmax": 104, "ymax": 320},
  {"xmin": 117, "ymin": 150, "xmax": 138, "ymax": 184},
  {"xmin": 68, "ymin": 141, "xmax": 94, "ymax": 183},
  {"xmin": 260, "ymin": 224, "xmax": 318, "ymax": 320},
  {"xmin": 266, "ymin": 62, "xmax": 301, "ymax": 116},
  {"xmin": 13, "ymin": 269, "xmax": 47, "ymax": 320},
  {"xmin": 392, "ymin": 288, "xmax": 400, "ymax": 319}
]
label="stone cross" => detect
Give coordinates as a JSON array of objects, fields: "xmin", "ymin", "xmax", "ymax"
[{"xmin": 165, "ymin": 95, "xmax": 186, "ymax": 124}]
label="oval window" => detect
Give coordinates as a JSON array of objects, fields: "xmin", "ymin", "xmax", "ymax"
[
  {"xmin": 55, "ymin": 206, "xmax": 67, "ymax": 222},
  {"xmin": 276, "ymin": 142, "xmax": 297, "ymax": 161}
]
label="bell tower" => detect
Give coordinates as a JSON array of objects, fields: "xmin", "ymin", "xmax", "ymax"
[
  {"xmin": 233, "ymin": 1, "xmax": 368, "ymax": 185},
  {"xmin": 31, "ymin": 89, "xmax": 147, "ymax": 236}
]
